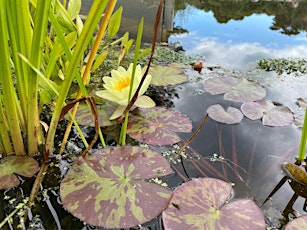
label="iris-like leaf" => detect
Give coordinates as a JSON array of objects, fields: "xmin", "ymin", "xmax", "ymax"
[
  {"xmin": 241, "ymin": 100, "xmax": 293, "ymax": 127},
  {"xmin": 162, "ymin": 178, "xmax": 265, "ymax": 230},
  {"xmin": 67, "ymin": 0, "xmax": 81, "ymax": 20},
  {"xmin": 0, "ymin": 156, "xmax": 39, "ymax": 190},
  {"xmin": 60, "ymin": 146, "xmax": 173, "ymax": 228},
  {"xmin": 149, "ymin": 65, "xmax": 188, "ymax": 86},
  {"xmin": 285, "ymin": 215, "xmax": 307, "ymax": 230},
  {"xmin": 204, "ymin": 76, "xmax": 266, "ymax": 102},
  {"xmin": 127, "ymin": 107, "xmax": 192, "ymax": 146},
  {"xmin": 107, "ymin": 6, "xmax": 122, "ymax": 39},
  {"xmin": 207, "ymin": 104, "xmax": 243, "ymax": 124}
]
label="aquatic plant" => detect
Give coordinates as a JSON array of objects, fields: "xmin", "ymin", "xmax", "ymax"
[
  {"xmin": 2, "ymin": 0, "xmax": 293, "ymax": 229},
  {"xmin": 297, "ymin": 107, "xmax": 307, "ymax": 164},
  {"xmin": 96, "ymin": 64, "xmax": 155, "ymax": 120}
]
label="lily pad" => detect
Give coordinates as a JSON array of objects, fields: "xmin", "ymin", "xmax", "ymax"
[
  {"xmin": 207, "ymin": 104, "xmax": 243, "ymax": 124},
  {"xmin": 294, "ymin": 114, "xmax": 304, "ymax": 128},
  {"xmin": 60, "ymin": 146, "xmax": 173, "ymax": 228},
  {"xmin": 72, "ymin": 101, "xmax": 117, "ymax": 127},
  {"xmin": 149, "ymin": 65, "xmax": 188, "ymax": 86},
  {"xmin": 297, "ymin": 97, "xmax": 307, "ymax": 109},
  {"xmin": 285, "ymin": 215, "xmax": 307, "ymax": 230},
  {"xmin": 204, "ymin": 76, "xmax": 266, "ymax": 102},
  {"xmin": 241, "ymin": 100, "xmax": 293, "ymax": 127},
  {"xmin": 0, "ymin": 156, "xmax": 39, "ymax": 189},
  {"xmin": 283, "ymin": 163, "xmax": 307, "ymax": 185},
  {"xmin": 162, "ymin": 178, "xmax": 265, "ymax": 230},
  {"xmin": 127, "ymin": 107, "xmax": 192, "ymax": 146}
]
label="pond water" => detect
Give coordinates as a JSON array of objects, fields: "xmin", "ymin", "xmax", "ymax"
[
  {"xmin": 168, "ymin": 0, "xmax": 307, "ymax": 70},
  {"xmin": 2, "ymin": 1, "xmax": 307, "ymax": 229}
]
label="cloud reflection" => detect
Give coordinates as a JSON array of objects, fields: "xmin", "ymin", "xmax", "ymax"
[{"xmin": 170, "ymin": 32, "xmax": 307, "ymax": 70}]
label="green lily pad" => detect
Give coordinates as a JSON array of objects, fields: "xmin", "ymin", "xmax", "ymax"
[
  {"xmin": 207, "ymin": 104, "xmax": 243, "ymax": 124},
  {"xmin": 149, "ymin": 65, "xmax": 188, "ymax": 86},
  {"xmin": 72, "ymin": 101, "xmax": 117, "ymax": 127},
  {"xmin": 283, "ymin": 163, "xmax": 307, "ymax": 185},
  {"xmin": 285, "ymin": 215, "xmax": 307, "ymax": 230},
  {"xmin": 0, "ymin": 156, "xmax": 39, "ymax": 190},
  {"xmin": 241, "ymin": 100, "xmax": 293, "ymax": 127},
  {"xmin": 127, "ymin": 107, "xmax": 192, "ymax": 146},
  {"xmin": 162, "ymin": 178, "xmax": 265, "ymax": 230},
  {"xmin": 60, "ymin": 146, "xmax": 173, "ymax": 228},
  {"xmin": 204, "ymin": 76, "xmax": 266, "ymax": 102}
]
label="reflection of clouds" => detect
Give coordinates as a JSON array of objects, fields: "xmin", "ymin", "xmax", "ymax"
[{"xmin": 170, "ymin": 33, "xmax": 307, "ymax": 70}]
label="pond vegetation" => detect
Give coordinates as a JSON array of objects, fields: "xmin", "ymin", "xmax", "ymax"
[{"xmin": 0, "ymin": 0, "xmax": 307, "ymax": 229}]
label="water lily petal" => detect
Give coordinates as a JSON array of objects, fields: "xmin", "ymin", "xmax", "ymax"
[
  {"xmin": 139, "ymin": 75, "xmax": 152, "ymax": 95},
  {"xmin": 135, "ymin": 95, "xmax": 156, "ymax": 108},
  {"xmin": 110, "ymin": 105, "xmax": 126, "ymax": 120},
  {"xmin": 96, "ymin": 90, "xmax": 120, "ymax": 102},
  {"xmin": 98, "ymin": 64, "xmax": 154, "ymax": 110}
]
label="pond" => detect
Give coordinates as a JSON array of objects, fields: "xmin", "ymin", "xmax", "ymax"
[{"xmin": 1, "ymin": 0, "xmax": 307, "ymax": 229}]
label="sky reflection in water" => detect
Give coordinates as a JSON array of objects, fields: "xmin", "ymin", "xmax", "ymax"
[{"xmin": 169, "ymin": 6, "xmax": 307, "ymax": 70}]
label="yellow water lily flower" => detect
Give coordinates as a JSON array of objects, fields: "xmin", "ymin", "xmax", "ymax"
[{"xmin": 96, "ymin": 64, "xmax": 155, "ymax": 119}]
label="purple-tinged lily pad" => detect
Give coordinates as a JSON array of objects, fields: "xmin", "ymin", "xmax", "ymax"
[
  {"xmin": 162, "ymin": 178, "xmax": 265, "ymax": 230},
  {"xmin": 294, "ymin": 115, "xmax": 304, "ymax": 128},
  {"xmin": 60, "ymin": 146, "xmax": 173, "ymax": 228},
  {"xmin": 241, "ymin": 100, "xmax": 293, "ymax": 127},
  {"xmin": 72, "ymin": 102, "xmax": 117, "ymax": 127},
  {"xmin": 127, "ymin": 107, "xmax": 192, "ymax": 146},
  {"xmin": 285, "ymin": 215, "xmax": 307, "ymax": 230},
  {"xmin": 297, "ymin": 98, "xmax": 307, "ymax": 109},
  {"xmin": 204, "ymin": 76, "xmax": 266, "ymax": 102},
  {"xmin": 149, "ymin": 65, "xmax": 188, "ymax": 86},
  {"xmin": 0, "ymin": 156, "xmax": 39, "ymax": 190},
  {"xmin": 207, "ymin": 104, "xmax": 243, "ymax": 124}
]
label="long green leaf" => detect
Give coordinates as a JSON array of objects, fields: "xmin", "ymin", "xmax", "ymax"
[
  {"xmin": 298, "ymin": 108, "xmax": 307, "ymax": 163},
  {"xmin": 6, "ymin": 0, "xmax": 32, "ymax": 128},
  {"xmin": 45, "ymin": 0, "xmax": 109, "ymax": 157},
  {"xmin": 0, "ymin": 0, "xmax": 25, "ymax": 155},
  {"xmin": 108, "ymin": 6, "xmax": 122, "ymax": 39},
  {"xmin": 119, "ymin": 17, "xmax": 144, "ymax": 146},
  {"xmin": 0, "ymin": 96, "xmax": 12, "ymax": 155},
  {"xmin": 27, "ymin": 0, "xmax": 53, "ymax": 154}
]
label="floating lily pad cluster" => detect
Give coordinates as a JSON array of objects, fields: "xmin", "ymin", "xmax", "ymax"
[
  {"xmin": 241, "ymin": 100, "xmax": 293, "ymax": 127},
  {"xmin": 204, "ymin": 76, "xmax": 295, "ymax": 126},
  {"xmin": 59, "ymin": 65, "xmax": 195, "ymax": 228}
]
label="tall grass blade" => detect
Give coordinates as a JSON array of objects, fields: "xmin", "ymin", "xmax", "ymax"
[
  {"xmin": 0, "ymin": 0, "xmax": 25, "ymax": 155},
  {"xmin": 45, "ymin": 0, "xmax": 108, "ymax": 157}
]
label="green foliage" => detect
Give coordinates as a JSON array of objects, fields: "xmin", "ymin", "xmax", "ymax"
[
  {"xmin": 0, "ymin": 0, "xmax": 133, "ymax": 157},
  {"xmin": 108, "ymin": 6, "xmax": 123, "ymax": 39},
  {"xmin": 298, "ymin": 108, "xmax": 307, "ymax": 163},
  {"xmin": 258, "ymin": 58, "xmax": 307, "ymax": 75}
]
